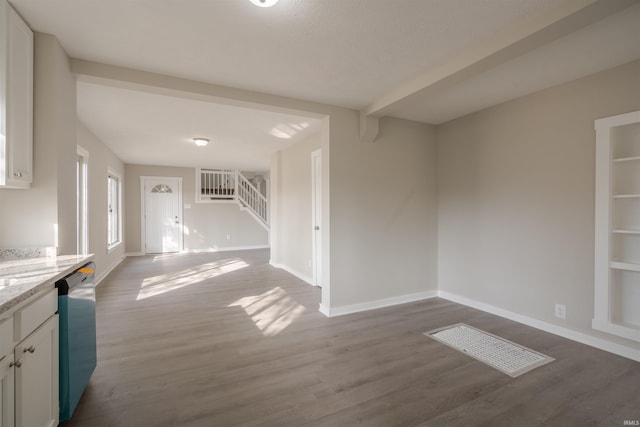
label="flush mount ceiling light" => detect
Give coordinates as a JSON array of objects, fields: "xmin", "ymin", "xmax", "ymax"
[
  {"xmin": 249, "ymin": 0, "xmax": 279, "ymax": 7},
  {"xmin": 193, "ymin": 137, "xmax": 209, "ymax": 147}
]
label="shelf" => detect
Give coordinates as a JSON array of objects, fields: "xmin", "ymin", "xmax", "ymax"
[
  {"xmin": 595, "ymin": 111, "xmax": 640, "ymax": 343},
  {"xmin": 612, "ymin": 194, "xmax": 640, "ymax": 199},
  {"xmin": 613, "ymin": 155, "xmax": 640, "ymax": 163},
  {"xmin": 610, "ymin": 261, "xmax": 640, "ymax": 272},
  {"xmin": 612, "ymin": 229, "xmax": 640, "ymax": 235}
]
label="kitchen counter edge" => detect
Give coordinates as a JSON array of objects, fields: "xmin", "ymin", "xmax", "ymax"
[{"xmin": 0, "ymin": 255, "xmax": 95, "ymax": 315}]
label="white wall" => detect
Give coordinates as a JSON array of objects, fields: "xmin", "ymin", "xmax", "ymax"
[
  {"xmin": 0, "ymin": 33, "xmax": 76, "ymax": 253},
  {"xmin": 329, "ymin": 116, "xmax": 438, "ymax": 309},
  {"xmin": 270, "ymin": 131, "xmax": 321, "ymax": 283},
  {"xmin": 125, "ymin": 164, "xmax": 268, "ymax": 254},
  {"xmin": 76, "ymin": 121, "xmax": 125, "ymax": 282},
  {"xmin": 70, "ymin": 60, "xmax": 440, "ymax": 313},
  {"xmin": 437, "ymin": 59, "xmax": 640, "ymax": 351}
]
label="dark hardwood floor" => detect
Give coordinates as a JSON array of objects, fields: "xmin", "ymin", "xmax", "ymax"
[{"xmin": 61, "ymin": 249, "xmax": 640, "ymax": 426}]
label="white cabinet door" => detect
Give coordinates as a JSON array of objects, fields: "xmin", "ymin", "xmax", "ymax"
[
  {"xmin": 0, "ymin": 354, "xmax": 15, "ymax": 427},
  {"xmin": 5, "ymin": 3, "xmax": 33, "ymax": 188},
  {"xmin": 0, "ymin": 0, "xmax": 33, "ymax": 189},
  {"xmin": 14, "ymin": 314, "xmax": 59, "ymax": 427}
]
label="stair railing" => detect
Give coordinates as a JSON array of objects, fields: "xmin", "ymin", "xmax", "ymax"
[
  {"xmin": 199, "ymin": 169, "xmax": 236, "ymax": 200},
  {"xmin": 236, "ymin": 172, "xmax": 269, "ymax": 227}
]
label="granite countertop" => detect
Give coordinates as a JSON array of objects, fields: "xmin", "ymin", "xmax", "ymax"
[{"xmin": 0, "ymin": 254, "xmax": 94, "ymax": 315}]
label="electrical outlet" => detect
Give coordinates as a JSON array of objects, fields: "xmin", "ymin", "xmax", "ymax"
[
  {"xmin": 226, "ymin": 234, "xmax": 231, "ymax": 240},
  {"xmin": 555, "ymin": 303, "xmax": 566, "ymax": 320}
]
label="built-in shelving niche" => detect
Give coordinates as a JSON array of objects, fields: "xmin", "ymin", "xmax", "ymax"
[{"xmin": 593, "ymin": 111, "xmax": 640, "ymax": 343}]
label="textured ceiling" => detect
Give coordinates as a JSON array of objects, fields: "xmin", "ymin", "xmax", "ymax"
[
  {"xmin": 76, "ymin": 82, "xmax": 320, "ymax": 171},
  {"xmin": 12, "ymin": 0, "xmax": 559, "ymax": 109},
  {"xmin": 9, "ymin": 0, "xmax": 640, "ymax": 169},
  {"xmin": 391, "ymin": 2, "xmax": 640, "ymax": 124}
]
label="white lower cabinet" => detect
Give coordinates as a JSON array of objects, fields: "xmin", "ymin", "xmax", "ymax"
[
  {"xmin": 15, "ymin": 315, "xmax": 58, "ymax": 427},
  {"xmin": 0, "ymin": 289, "xmax": 59, "ymax": 427},
  {"xmin": 0, "ymin": 354, "xmax": 15, "ymax": 427}
]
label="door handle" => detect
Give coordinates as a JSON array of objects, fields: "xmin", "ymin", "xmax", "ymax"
[{"xmin": 314, "ymin": 226, "xmax": 320, "ymax": 231}]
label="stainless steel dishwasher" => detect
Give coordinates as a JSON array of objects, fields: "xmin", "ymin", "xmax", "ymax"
[{"xmin": 55, "ymin": 261, "xmax": 97, "ymax": 421}]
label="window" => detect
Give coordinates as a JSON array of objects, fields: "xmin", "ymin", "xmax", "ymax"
[
  {"xmin": 107, "ymin": 170, "xmax": 122, "ymax": 250},
  {"xmin": 151, "ymin": 184, "xmax": 173, "ymax": 193}
]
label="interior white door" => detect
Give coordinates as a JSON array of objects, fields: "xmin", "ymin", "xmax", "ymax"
[
  {"xmin": 311, "ymin": 150, "xmax": 322, "ymax": 287},
  {"xmin": 144, "ymin": 177, "xmax": 182, "ymax": 254}
]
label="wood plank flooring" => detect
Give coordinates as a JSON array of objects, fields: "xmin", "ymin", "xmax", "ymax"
[{"xmin": 61, "ymin": 249, "xmax": 640, "ymax": 426}]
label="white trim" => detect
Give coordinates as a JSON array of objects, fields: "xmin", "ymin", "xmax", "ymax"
[
  {"xmin": 594, "ymin": 110, "xmax": 640, "ymax": 130},
  {"xmin": 198, "ymin": 199, "xmax": 238, "ymax": 205},
  {"xmin": 438, "ymin": 291, "xmax": 640, "ymax": 363},
  {"xmin": 76, "ymin": 145, "xmax": 89, "ymax": 159},
  {"xmin": 107, "ymin": 241, "xmax": 122, "ymax": 255},
  {"xmin": 140, "ymin": 176, "xmax": 184, "ymax": 254},
  {"xmin": 311, "ymin": 149, "xmax": 321, "ymax": 287},
  {"xmin": 96, "ymin": 255, "xmax": 125, "ymax": 286},
  {"xmin": 239, "ymin": 204, "xmax": 270, "ymax": 231},
  {"xmin": 269, "ymin": 261, "xmax": 315, "ymax": 286},
  {"xmin": 318, "ymin": 290, "xmax": 438, "ymax": 318},
  {"xmin": 125, "ymin": 247, "xmax": 269, "ymax": 257},
  {"xmin": 76, "ymin": 146, "xmax": 89, "ymax": 256},
  {"xmin": 318, "ymin": 303, "xmax": 331, "ymax": 317},
  {"xmin": 107, "ymin": 168, "xmax": 123, "ymax": 252},
  {"xmin": 183, "ymin": 245, "xmax": 270, "ymax": 254}
]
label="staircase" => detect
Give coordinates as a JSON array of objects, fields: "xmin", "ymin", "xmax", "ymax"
[{"xmin": 198, "ymin": 169, "xmax": 269, "ymax": 230}]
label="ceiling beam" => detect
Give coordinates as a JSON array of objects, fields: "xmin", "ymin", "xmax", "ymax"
[
  {"xmin": 360, "ymin": 0, "xmax": 637, "ymax": 128},
  {"xmin": 71, "ymin": 59, "xmax": 330, "ymax": 120}
]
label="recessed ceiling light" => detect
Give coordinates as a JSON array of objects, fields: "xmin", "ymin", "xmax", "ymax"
[
  {"xmin": 193, "ymin": 138, "xmax": 209, "ymax": 147},
  {"xmin": 249, "ymin": 0, "xmax": 279, "ymax": 7}
]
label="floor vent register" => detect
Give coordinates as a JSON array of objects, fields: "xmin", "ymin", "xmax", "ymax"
[{"xmin": 425, "ymin": 323, "xmax": 554, "ymax": 378}]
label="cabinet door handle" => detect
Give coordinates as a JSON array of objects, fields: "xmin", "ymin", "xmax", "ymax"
[
  {"xmin": 14, "ymin": 172, "xmax": 23, "ymax": 178},
  {"xmin": 24, "ymin": 345, "xmax": 35, "ymax": 353},
  {"xmin": 9, "ymin": 360, "xmax": 22, "ymax": 368}
]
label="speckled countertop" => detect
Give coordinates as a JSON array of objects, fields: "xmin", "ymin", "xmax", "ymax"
[{"xmin": 0, "ymin": 255, "xmax": 94, "ymax": 315}]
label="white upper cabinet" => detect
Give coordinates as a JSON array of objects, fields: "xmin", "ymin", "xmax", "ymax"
[{"xmin": 0, "ymin": 0, "xmax": 33, "ymax": 189}]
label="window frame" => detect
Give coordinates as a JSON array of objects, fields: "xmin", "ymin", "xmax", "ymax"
[{"xmin": 107, "ymin": 169, "xmax": 122, "ymax": 252}]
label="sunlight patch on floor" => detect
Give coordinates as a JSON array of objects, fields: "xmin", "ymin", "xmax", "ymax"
[
  {"xmin": 136, "ymin": 258, "xmax": 248, "ymax": 300},
  {"xmin": 228, "ymin": 287, "xmax": 305, "ymax": 337}
]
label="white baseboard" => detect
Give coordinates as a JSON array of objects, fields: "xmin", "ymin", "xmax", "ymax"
[
  {"xmin": 96, "ymin": 255, "xmax": 126, "ymax": 286},
  {"xmin": 125, "ymin": 252, "xmax": 145, "ymax": 257},
  {"xmin": 319, "ymin": 290, "xmax": 438, "ymax": 318},
  {"xmin": 269, "ymin": 261, "xmax": 315, "ymax": 286},
  {"xmin": 182, "ymin": 245, "xmax": 269, "ymax": 254},
  {"xmin": 318, "ymin": 303, "xmax": 331, "ymax": 317},
  {"xmin": 127, "ymin": 246, "xmax": 269, "ymax": 257},
  {"xmin": 438, "ymin": 290, "xmax": 640, "ymax": 363}
]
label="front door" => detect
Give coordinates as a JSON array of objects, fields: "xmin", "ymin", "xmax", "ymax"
[{"xmin": 143, "ymin": 177, "xmax": 182, "ymax": 254}]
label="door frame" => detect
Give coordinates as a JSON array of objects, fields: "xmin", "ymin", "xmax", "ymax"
[
  {"xmin": 76, "ymin": 145, "xmax": 89, "ymax": 256},
  {"xmin": 140, "ymin": 176, "xmax": 183, "ymax": 254},
  {"xmin": 311, "ymin": 149, "xmax": 321, "ymax": 287}
]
